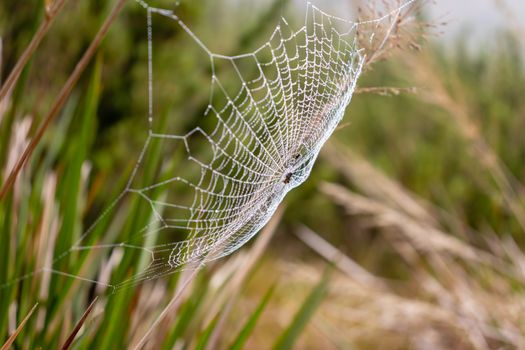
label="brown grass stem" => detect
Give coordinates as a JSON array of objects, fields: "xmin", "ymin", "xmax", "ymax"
[
  {"xmin": 295, "ymin": 225, "xmax": 386, "ymax": 289},
  {"xmin": 354, "ymin": 86, "xmax": 417, "ymax": 96},
  {"xmin": 0, "ymin": 0, "xmax": 69, "ymax": 103},
  {"xmin": 0, "ymin": 0, "xmax": 127, "ymax": 201},
  {"xmin": 1, "ymin": 303, "xmax": 39, "ymax": 350},
  {"xmin": 59, "ymin": 297, "xmax": 99, "ymax": 350},
  {"xmin": 204, "ymin": 206, "xmax": 284, "ymax": 350},
  {"xmin": 407, "ymin": 52, "xmax": 525, "ymax": 233},
  {"xmin": 0, "ymin": 37, "xmax": 3, "ymax": 86},
  {"xmin": 132, "ymin": 267, "xmax": 201, "ymax": 350},
  {"xmin": 364, "ymin": 8, "xmax": 402, "ymax": 67}
]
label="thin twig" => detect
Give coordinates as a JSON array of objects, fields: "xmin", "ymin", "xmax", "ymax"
[
  {"xmin": 0, "ymin": 0, "xmax": 69, "ymax": 102},
  {"xmin": 0, "ymin": 0, "xmax": 127, "ymax": 200}
]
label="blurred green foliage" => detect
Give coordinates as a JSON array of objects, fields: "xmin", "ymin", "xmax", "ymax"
[{"xmin": 1, "ymin": 0, "xmax": 524, "ymax": 348}]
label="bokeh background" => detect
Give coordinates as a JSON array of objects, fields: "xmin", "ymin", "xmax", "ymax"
[{"xmin": 1, "ymin": 0, "xmax": 525, "ymax": 349}]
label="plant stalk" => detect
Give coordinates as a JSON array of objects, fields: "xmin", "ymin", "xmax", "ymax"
[
  {"xmin": 0, "ymin": 0, "xmax": 127, "ymax": 200},
  {"xmin": 0, "ymin": 0, "xmax": 69, "ymax": 102}
]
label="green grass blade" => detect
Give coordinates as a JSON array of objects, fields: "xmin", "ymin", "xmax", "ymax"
[
  {"xmin": 194, "ymin": 312, "xmax": 221, "ymax": 350},
  {"xmin": 272, "ymin": 266, "xmax": 332, "ymax": 350},
  {"xmin": 93, "ymin": 104, "xmax": 172, "ymax": 350},
  {"xmin": 45, "ymin": 56, "xmax": 102, "ymax": 326},
  {"xmin": 54, "ymin": 55, "xmax": 101, "ymax": 258},
  {"xmin": 230, "ymin": 285, "xmax": 275, "ymax": 350}
]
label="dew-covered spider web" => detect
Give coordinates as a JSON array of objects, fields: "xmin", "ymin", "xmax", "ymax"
[{"xmin": 5, "ymin": 0, "xmax": 415, "ymax": 293}]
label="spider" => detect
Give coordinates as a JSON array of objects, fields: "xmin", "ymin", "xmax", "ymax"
[
  {"xmin": 283, "ymin": 153, "xmax": 301, "ymax": 184},
  {"xmin": 283, "ymin": 172, "xmax": 293, "ymax": 184}
]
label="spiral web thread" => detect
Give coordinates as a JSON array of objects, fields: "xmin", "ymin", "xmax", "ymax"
[{"xmin": 22, "ymin": 1, "xmax": 413, "ymax": 292}]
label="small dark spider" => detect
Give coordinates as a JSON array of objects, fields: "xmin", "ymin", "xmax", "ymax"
[
  {"xmin": 283, "ymin": 154, "xmax": 300, "ymax": 184},
  {"xmin": 283, "ymin": 172, "xmax": 293, "ymax": 184}
]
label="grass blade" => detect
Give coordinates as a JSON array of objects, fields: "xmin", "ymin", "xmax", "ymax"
[
  {"xmin": 229, "ymin": 285, "xmax": 275, "ymax": 350},
  {"xmin": 1, "ymin": 303, "xmax": 38, "ymax": 350},
  {"xmin": 194, "ymin": 312, "xmax": 221, "ymax": 350},
  {"xmin": 295, "ymin": 225, "xmax": 385, "ymax": 289},
  {"xmin": 204, "ymin": 207, "xmax": 284, "ymax": 350},
  {"xmin": 0, "ymin": 0, "xmax": 126, "ymax": 200},
  {"xmin": 160, "ymin": 272, "xmax": 209, "ymax": 350},
  {"xmin": 59, "ymin": 297, "xmax": 99, "ymax": 350},
  {"xmin": 272, "ymin": 266, "xmax": 332, "ymax": 350}
]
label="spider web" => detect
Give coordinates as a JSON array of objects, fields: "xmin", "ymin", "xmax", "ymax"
[{"xmin": 10, "ymin": 0, "xmax": 415, "ymax": 293}]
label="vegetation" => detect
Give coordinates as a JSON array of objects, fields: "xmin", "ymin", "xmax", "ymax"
[{"xmin": 1, "ymin": 0, "xmax": 524, "ymax": 349}]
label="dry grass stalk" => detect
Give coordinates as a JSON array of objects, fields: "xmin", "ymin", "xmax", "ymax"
[
  {"xmin": 35, "ymin": 173, "xmax": 60, "ymax": 332},
  {"xmin": 1, "ymin": 303, "xmax": 39, "ymax": 350},
  {"xmin": 1, "ymin": 117, "xmax": 33, "ymax": 302},
  {"xmin": 319, "ymin": 181, "xmax": 525, "ymax": 348},
  {"xmin": 278, "ymin": 238, "xmax": 523, "ymax": 347},
  {"xmin": 203, "ymin": 206, "xmax": 284, "ymax": 350},
  {"xmin": 295, "ymin": 225, "xmax": 386, "ymax": 289},
  {"xmin": 0, "ymin": 0, "xmax": 127, "ymax": 201},
  {"xmin": 275, "ymin": 260, "xmax": 469, "ymax": 349},
  {"xmin": 0, "ymin": 37, "xmax": 3, "ymax": 86},
  {"xmin": 404, "ymin": 50, "xmax": 525, "ymax": 233},
  {"xmin": 355, "ymin": 0, "xmax": 430, "ymax": 69},
  {"xmin": 322, "ymin": 141, "xmax": 437, "ymax": 225},
  {"xmin": 132, "ymin": 267, "xmax": 201, "ymax": 350},
  {"xmin": 321, "ymin": 182, "xmax": 477, "ymax": 260},
  {"xmin": 321, "ymin": 181, "xmax": 520, "ymax": 276},
  {"xmin": 0, "ymin": 0, "xmax": 69, "ymax": 103},
  {"xmin": 132, "ymin": 207, "xmax": 284, "ymax": 350},
  {"xmin": 59, "ymin": 297, "xmax": 99, "ymax": 350},
  {"xmin": 128, "ymin": 281, "xmax": 168, "ymax": 346},
  {"xmin": 2, "ymin": 118, "xmax": 31, "ymax": 183},
  {"xmin": 354, "ymin": 85, "xmax": 417, "ymax": 96}
]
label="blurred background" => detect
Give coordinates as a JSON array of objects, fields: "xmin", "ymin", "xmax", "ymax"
[{"xmin": 1, "ymin": 0, "xmax": 525, "ymax": 349}]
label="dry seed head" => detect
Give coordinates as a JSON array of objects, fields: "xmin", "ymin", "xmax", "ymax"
[{"xmin": 356, "ymin": 0, "xmax": 434, "ymax": 69}]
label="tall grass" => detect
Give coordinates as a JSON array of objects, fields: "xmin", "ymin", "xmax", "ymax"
[{"xmin": 1, "ymin": 0, "xmax": 525, "ymax": 349}]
